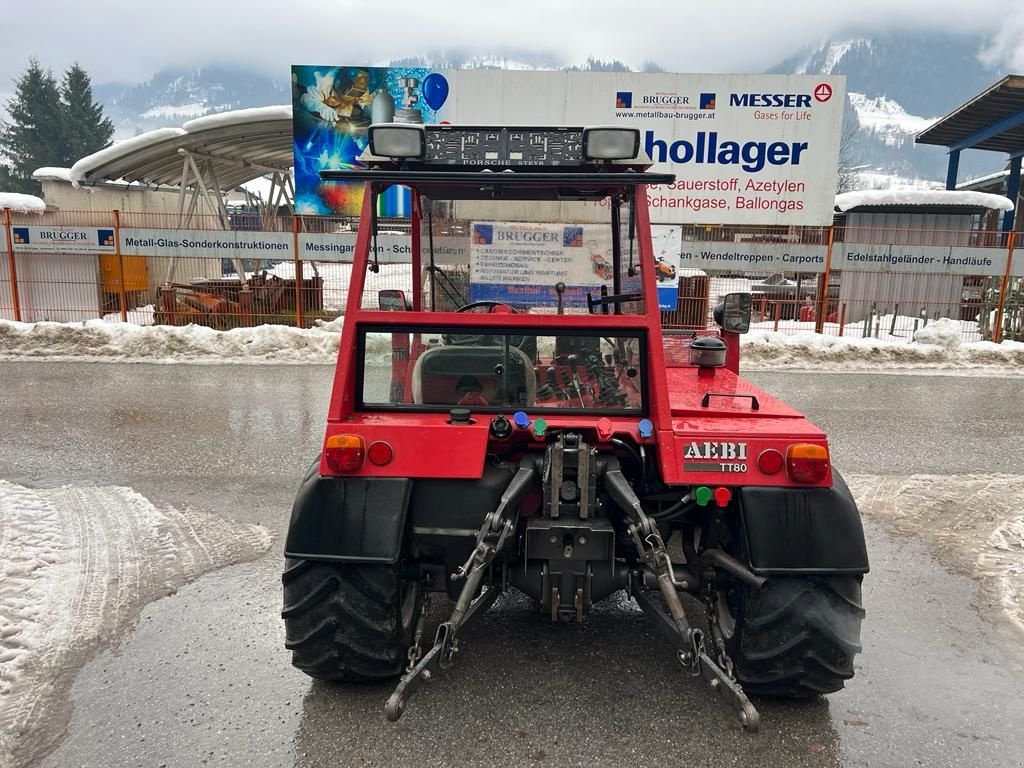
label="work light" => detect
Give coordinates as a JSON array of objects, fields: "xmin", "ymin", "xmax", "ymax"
[
  {"xmin": 583, "ymin": 127, "xmax": 641, "ymax": 160},
  {"xmin": 368, "ymin": 124, "xmax": 426, "ymax": 159}
]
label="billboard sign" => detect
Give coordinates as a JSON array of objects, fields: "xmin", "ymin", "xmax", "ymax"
[
  {"xmin": 292, "ymin": 66, "xmax": 845, "ymax": 225},
  {"xmin": 835, "ymin": 244, "xmax": 1010, "ymax": 276},
  {"xmin": 8, "ymin": 226, "xmax": 115, "ymax": 253},
  {"xmin": 679, "ymin": 242, "xmax": 827, "ymax": 273}
]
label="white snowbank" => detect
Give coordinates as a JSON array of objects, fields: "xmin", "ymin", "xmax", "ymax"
[
  {"xmin": 182, "ymin": 105, "xmax": 291, "ymax": 133},
  {"xmin": 30, "ymin": 166, "xmax": 73, "ymax": 182},
  {"xmin": 741, "ymin": 325, "xmax": 1024, "ymax": 371},
  {"xmin": 0, "ymin": 317, "xmax": 344, "ymax": 364},
  {"xmin": 70, "ymin": 128, "xmax": 187, "ymax": 186},
  {"xmin": 0, "ymin": 480, "xmax": 271, "ymax": 767},
  {"xmin": 0, "ymin": 192, "xmax": 46, "ymax": 214},
  {"xmin": 835, "ymin": 189, "xmax": 1014, "ymax": 212},
  {"xmin": 2, "ymin": 314, "xmax": 1023, "ymax": 370}
]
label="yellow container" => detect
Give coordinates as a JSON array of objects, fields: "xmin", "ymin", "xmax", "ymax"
[{"xmin": 100, "ymin": 254, "xmax": 149, "ymax": 292}]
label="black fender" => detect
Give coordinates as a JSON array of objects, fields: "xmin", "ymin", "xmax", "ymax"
[
  {"xmin": 737, "ymin": 469, "xmax": 869, "ymax": 575},
  {"xmin": 284, "ymin": 458, "xmax": 411, "ymax": 564}
]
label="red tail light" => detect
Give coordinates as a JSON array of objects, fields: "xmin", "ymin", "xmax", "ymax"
[
  {"xmin": 325, "ymin": 434, "xmax": 365, "ymax": 473},
  {"xmin": 367, "ymin": 441, "xmax": 394, "ymax": 466},
  {"xmin": 786, "ymin": 443, "xmax": 830, "ymax": 483},
  {"xmin": 756, "ymin": 449, "xmax": 785, "ymax": 475}
]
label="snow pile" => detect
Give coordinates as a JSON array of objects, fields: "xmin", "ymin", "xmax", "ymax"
[
  {"xmin": 30, "ymin": 167, "xmax": 73, "ymax": 182},
  {"xmin": 101, "ymin": 304, "xmax": 155, "ymax": 325},
  {"xmin": 0, "ymin": 481, "xmax": 271, "ymax": 768},
  {"xmin": 0, "ymin": 192, "xmax": 46, "ymax": 214},
  {"xmin": 0, "ymin": 317, "xmax": 344, "ymax": 364},
  {"xmin": 835, "ymin": 189, "xmax": 1014, "ymax": 212},
  {"xmin": 912, "ymin": 317, "xmax": 962, "ymax": 350},
  {"xmin": 740, "ymin": 326, "xmax": 1024, "ymax": 371}
]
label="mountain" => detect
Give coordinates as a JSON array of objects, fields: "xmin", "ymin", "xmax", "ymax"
[
  {"xmin": 94, "ymin": 65, "xmax": 289, "ymax": 138},
  {"xmin": 768, "ymin": 33, "xmax": 1005, "ymax": 185}
]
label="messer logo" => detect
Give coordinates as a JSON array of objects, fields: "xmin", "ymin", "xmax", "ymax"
[{"xmin": 814, "ymin": 83, "xmax": 833, "ymax": 103}]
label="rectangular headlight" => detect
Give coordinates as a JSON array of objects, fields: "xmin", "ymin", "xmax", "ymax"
[
  {"xmin": 583, "ymin": 127, "xmax": 641, "ymax": 160},
  {"xmin": 368, "ymin": 124, "xmax": 425, "ymax": 159}
]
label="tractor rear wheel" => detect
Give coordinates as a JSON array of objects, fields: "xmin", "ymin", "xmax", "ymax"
[
  {"xmin": 716, "ymin": 575, "xmax": 864, "ymax": 698},
  {"xmin": 282, "ymin": 558, "xmax": 421, "ymax": 682}
]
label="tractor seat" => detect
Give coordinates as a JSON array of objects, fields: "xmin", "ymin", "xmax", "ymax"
[{"xmin": 412, "ymin": 346, "xmax": 537, "ymax": 407}]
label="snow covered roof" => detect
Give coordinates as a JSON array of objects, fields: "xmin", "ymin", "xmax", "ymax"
[
  {"xmin": 31, "ymin": 167, "xmax": 73, "ymax": 182},
  {"xmin": 0, "ymin": 192, "xmax": 46, "ymax": 214},
  {"xmin": 956, "ymin": 169, "xmax": 1011, "ymax": 192},
  {"xmin": 835, "ymin": 189, "xmax": 1014, "ymax": 212},
  {"xmin": 64, "ymin": 106, "xmax": 293, "ymax": 191}
]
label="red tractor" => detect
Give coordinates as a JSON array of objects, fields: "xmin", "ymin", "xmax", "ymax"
[{"xmin": 282, "ymin": 125, "xmax": 867, "ymax": 731}]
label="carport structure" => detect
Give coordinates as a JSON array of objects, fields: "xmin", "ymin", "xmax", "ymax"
[
  {"xmin": 917, "ymin": 75, "xmax": 1024, "ymax": 233},
  {"xmin": 68, "ymin": 105, "xmax": 294, "ymax": 228}
]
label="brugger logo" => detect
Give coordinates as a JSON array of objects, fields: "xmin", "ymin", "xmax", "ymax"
[
  {"xmin": 615, "ymin": 91, "xmax": 632, "ymax": 108},
  {"xmin": 683, "ymin": 441, "xmax": 748, "ymax": 461},
  {"xmin": 98, "ymin": 229, "xmax": 115, "ymax": 247},
  {"xmin": 699, "ymin": 93, "xmax": 716, "ymax": 110},
  {"xmin": 12, "ymin": 227, "xmax": 29, "ymax": 245}
]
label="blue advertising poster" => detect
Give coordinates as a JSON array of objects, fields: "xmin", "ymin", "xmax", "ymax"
[{"xmin": 291, "ymin": 65, "xmax": 450, "ymax": 217}]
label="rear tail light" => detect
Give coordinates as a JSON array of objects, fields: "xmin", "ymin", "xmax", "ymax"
[
  {"xmin": 786, "ymin": 443, "xmax": 830, "ymax": 483},
  {"xmin": 325, "ymin": 434, "xmax": 365, "ymax": 473}
]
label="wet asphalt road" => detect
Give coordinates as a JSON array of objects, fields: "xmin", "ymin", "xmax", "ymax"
[{"xmin": 1, "ymin": 363, "xmax": 1023, "ymax": 768}]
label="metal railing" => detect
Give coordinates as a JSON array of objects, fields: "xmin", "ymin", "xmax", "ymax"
[{"xmin": 3, "ymin": 208, "xmax": 1021, "ymax": 344}]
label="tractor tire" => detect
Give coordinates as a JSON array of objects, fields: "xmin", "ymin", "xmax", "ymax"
[
  {"xmin": 716, "ymin": 575, "xmax": 864, "ymax": 698},
  {"xmin": 282, "ymin": 558, "xmax": 421, "ymax": 682}
]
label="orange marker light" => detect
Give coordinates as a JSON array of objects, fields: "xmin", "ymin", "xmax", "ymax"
[
  {"xmin": 786, "ymin": 443, "xmax": 829, "ymax": 483},
  {"xmin": 325, "ymin": 434, "xmax": 365, "ymax": 473}
]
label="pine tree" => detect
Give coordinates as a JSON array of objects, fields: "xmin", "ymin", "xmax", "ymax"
[
  {"xmin": 0, "ymin": 59, "xmax": 65, "ymax": 194},
  {"xmin": 60, "ymin": 62, "xmax": 114, "ymax": 164}
]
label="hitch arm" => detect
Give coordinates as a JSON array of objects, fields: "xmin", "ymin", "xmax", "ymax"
[
  {"xmin": 633, "ymin": 589, "xmax": 761, "ymax": 732},
  {"xmin": 385, "ymin": 584, "xmax": 500, "ymax": 722},
  {"xmin": 385, "ymin": 459, "xmax": 538, "ymax": 722}
]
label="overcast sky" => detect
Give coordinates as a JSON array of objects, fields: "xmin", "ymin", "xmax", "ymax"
[{"xmin": 1, "ymin": 0, "xmax": 1023, "ymax": 87}]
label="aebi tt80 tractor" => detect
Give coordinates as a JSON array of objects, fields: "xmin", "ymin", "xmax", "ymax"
[{"xmin": 282, "ymin": 125, "xmax": 868, "ymax": 731}]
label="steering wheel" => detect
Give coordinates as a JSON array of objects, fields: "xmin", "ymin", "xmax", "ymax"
[
  {"xmin": 444, "ymin": 302, "xmax": 528, "ymax": 349},
  {"xmin": 587, "ymin": 292, "xmax": 644, "ymax": 315},
  {"xmin": 456, "ymin": 301, "xmax": 517, "ymax": 314}
]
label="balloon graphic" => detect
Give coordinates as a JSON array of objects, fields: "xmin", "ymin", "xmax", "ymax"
[{"xmin": 422, "ymin": 73, "xmax": 449, "ymax": 111}]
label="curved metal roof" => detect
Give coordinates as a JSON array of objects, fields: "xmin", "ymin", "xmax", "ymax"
[{"xmin": 68, "ymin": 106, "xmax": 293, "ymax": 191}]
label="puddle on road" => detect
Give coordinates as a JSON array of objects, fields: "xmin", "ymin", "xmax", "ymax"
[
  {"xmin": 847, "ymin": 474, "xmax": 1024, "ymax": 637},
  {"xmin": 0, "ymin": 481, "xmax": 272, "ymax": 768}
]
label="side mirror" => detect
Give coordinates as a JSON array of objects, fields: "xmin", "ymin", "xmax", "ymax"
[
  {"xmin": 713, "ymin": 292, "xmax": 752, "ymax": 334},
  {"xmin": 378, "ymin": 289, "xmax": 410, "ymax": 311}
]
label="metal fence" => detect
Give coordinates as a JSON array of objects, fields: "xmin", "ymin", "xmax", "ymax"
[{"xmin": 3, "ymin": 208, "xmax": 1021, "ymax": 343}]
